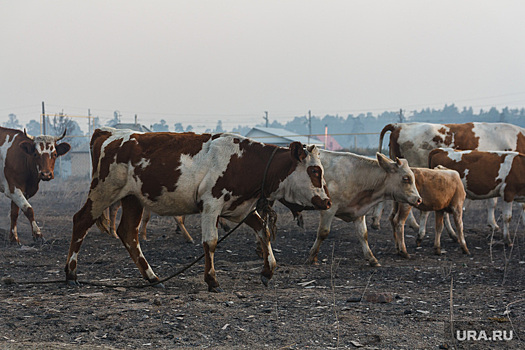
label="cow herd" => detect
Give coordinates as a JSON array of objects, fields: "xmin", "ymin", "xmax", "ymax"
[{"xmin": 1, "ymin": 121, "xmax": 524, "ymax": 292}]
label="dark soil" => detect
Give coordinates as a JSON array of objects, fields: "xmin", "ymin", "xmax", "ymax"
[{"xmin": 0, "ymin": 179, "xmax": 524, "ymax": 349}]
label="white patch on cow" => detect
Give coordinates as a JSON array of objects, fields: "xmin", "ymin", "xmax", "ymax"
[
  {"xmin": 136, "ymin": 158, "xmax": 150, "ymax": 169},
  {"xmin": 31, "ymin": 221, "xmax": 40, "ymax": 234},
  {"xmin": 0, "ymin": 134, "xmax": 16, "ymax": 194},
  {"xmin": 69, "ymin": 252, "xmax": 78, "ymax": 264},
  {"xmin": 439, "ymin": 148, "xmax": 470, "ymax": 162}
]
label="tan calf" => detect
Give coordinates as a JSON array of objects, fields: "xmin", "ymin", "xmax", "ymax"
[{"xmin": 390, "ymin": 167, "xmax": 468, "ymax": 258}]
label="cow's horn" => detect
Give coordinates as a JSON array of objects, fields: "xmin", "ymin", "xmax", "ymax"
[
  {"xmin": 23, "ymin": 128, "xmax": 34, "ymax": 140},
  {"xmin": 56, "ymin": 128, "xmax": 67, "ymax": 141}
]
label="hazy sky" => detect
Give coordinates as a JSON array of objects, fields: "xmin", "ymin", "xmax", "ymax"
[{"xmin": 1, "ymin": 0, "xmax": 524, "ymax": 132}]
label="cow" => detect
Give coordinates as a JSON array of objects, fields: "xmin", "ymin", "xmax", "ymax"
[
  {"xmin": 65, "ymin": 127, "xmax": 331, "ymax": 292},
  {"xmin": 389, "ymin": 167, "xmax": 468, "ymax": 258},
  {"xmin": 372, "ymin": 122, "xmax": 525, "ymax": 231},
  {"xmin": 0, "ymin": 127, "xmax": 70, "ymax": 244},
  {"xmin": 429, "ymin": 148, "xmax": 525, "ymax": 246},
  {"xmin": 306, "ymin": 150, "xmax": 422, "ymax": 266}
]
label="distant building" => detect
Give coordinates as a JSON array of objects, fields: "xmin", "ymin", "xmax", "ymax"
[
  {"xmin": 315, "ymin": 135, "xmax": 343, "ymax": 151},
  {"xmin": 245, "ymin": 127, "xmax": 323, "ymax": 148},
  {"xmin": 113, "ymin": 123, "xmax": 152, "ymax": 132}
]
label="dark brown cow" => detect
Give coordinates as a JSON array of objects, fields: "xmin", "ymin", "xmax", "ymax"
[
  {"xmin": 389, "ymin": 167, "xmax": 468, "ymax": 258},
  {"xmin": 430, "ymin": 148, "xmax": 525, "ymax": 246},
  {"xmin": 0, "ymin": 127, "xmax": 70, "ymax": 243},
  {"xmin": 65, "ymin": 127, "xmax": 331, "ymax": 292}
]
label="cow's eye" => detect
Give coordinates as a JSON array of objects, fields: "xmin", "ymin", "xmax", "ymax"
[{"xmin": 402, "ymin": 175, "xmax": 411, "ymax": 184}]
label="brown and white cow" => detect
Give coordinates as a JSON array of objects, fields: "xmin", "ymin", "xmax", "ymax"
[
  {"xmin": 0, "ymin": 127, "xmax": 70, "ymax": 244},
  {"xmin": 429, "ymin": 148, "xmax": 525, "ymax": 246},
  {"xmin": 389, "ymin": 167, "xmax": 468, "ymax": 258},
  {"xmin": 373, "ymin": 122, "xmax": 525, "ymax": 231},
  {"xmin": 306, "ymin": 150, "xmax": 421, "ymax": 266},
  {"xmin": 65, "ymin": 127, "xmax": 331, "ymax": 292}
]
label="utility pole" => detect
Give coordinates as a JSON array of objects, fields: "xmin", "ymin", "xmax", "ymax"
[
  {"xmin": 263, "ymin": 111, "xmax": 269, "ymax": 128},
  {"xmin": 398, "ymin": 108, "xmax": 404, "ymax": 123},
  {"xmin": 308, "ymin": 110, "xmax": 312, "ymax": 144},
  {"xmin": 88, "ymin": 109, "xmax": 92, "ymax": 136},
  {"xmin": 42, "ymin": 101, "xmax": 46, "ymax": 135}
]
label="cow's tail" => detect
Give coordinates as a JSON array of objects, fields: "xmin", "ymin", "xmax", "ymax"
[{"xmin": 378, "ymin": 123, "xmax": 397, "ymax": 154}]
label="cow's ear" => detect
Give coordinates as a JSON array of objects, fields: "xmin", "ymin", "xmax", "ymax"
[
  {"xmin": 376, "ymin": 152, "xmax": 396, "ymax": 173},
  {"xmin": 56, "ymin": 143, "xmax": 71, "ymax": 156},
  {"xmin": 20, "ymin": 141, "xmax": 36, "ymax": 156},
  {"xmin": 290, "ymin": 142, "xmax": 307, "ymax": 161}
]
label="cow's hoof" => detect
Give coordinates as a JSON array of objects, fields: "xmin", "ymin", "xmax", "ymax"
[
  {"xmin": 208, "ymin": 285, "xmax": 224, "ymax": 293},
  {"xmin": 152, "ymin": 282, "xmax": 165, "ymax": 289},
  {"xmin": 67, "ymin": 280, "xmax": 81, "ymax": 287},
  {"xmin": 371, "ymin": 222, "xmax": 380, "ymax": 230},
  {"xmin": 462, "ymin": 248, "xmax": 471, "ymax": 255},
  {"xmin": 416, "ymin": 239, "xmax": 423, "ymax": 247},
  {"xmin": 398, "ymin": 251, "xmax": 411, "ymax": 259},
  {"xmin": 434, "ymin": 248, "xmax": 442, "ymax": 255},
  {"xmin": 33, "ymin": 236, "xmax": 46, "ymax": 245},
  {"xmin": 261, "ymin": 275, "xmax": 270, "ymax": 287},
  {"xmin": 369, "ymin": 261, "xmax": 381, "ymax": 267}
]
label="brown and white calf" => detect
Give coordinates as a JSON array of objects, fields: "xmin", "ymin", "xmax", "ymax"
[
  {"xmin": 429, "ymin": 148, "xmax": 525, "ymax": 246},
  {"xmin": 0, "ymin": 127, "xmax": 70, "ymax": 244},
  {"xmin": 389, "ymin": 167, "xmax": 468, "ymax": 258},
  {"xmin": 373, "ymin": 122, "xmax": 525, "ymax": 231},
  {"xmin": 65, "ymin": 127, "xmax": 331, "ymax": 292},
  {"xmin": 306, "ymin": 150, "xmax": 421, "ymax": 266}
]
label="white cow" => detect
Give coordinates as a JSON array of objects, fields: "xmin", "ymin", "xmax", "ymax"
[{"xmin": 306, "ymin": 150, "xmax": 422, "ymax": 266}]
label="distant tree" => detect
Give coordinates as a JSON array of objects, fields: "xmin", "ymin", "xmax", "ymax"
[
  {"xmin": 186, "ymin": 125, "xmax": 193, "ymax": 132},
  {"xmin": 48, "ymin": 114, "xmax": 84, "ymax": 149},
  {"xmin": 3, "ymin": 113, "xmax": 22, "ymax": 130},
  {"xmin": 174, "ymin": 122, "xmax": 184, "ymax": 132},
  {"xmin": 151, "ymin": 119, "xmax": 170, "ymax": 132},
  {"xmin": 214, "ymin": 120, "xmax": 224, "ymax": 133},
  {"xmin": 25, "ymin": 120, "xmax": 41, "ymax": 135},
  {"xmin": 231, "ymin": 125, "xmax": 251, "ymax": 136}
]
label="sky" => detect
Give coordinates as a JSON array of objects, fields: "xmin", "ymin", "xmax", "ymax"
[{"xmin": 1, "ymin": 0, "xmax": 525, "ymax": 133}]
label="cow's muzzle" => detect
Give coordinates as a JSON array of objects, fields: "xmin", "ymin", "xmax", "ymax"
[
  {"xmin": 413, "ymin": 197, "xmax": 423, "ymax": 207},
  {"xmin": 311, "ymin": 196, "xmax": 332, "ymax": 210},
  {"xmin": 40, "ymin": 172, "xmax": 54, "ymax": 181}
]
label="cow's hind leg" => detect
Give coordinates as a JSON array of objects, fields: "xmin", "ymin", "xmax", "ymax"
[
  {"xmin": 355, "ymin": 215, "xmax": 380, "ymax": 266},
  {"xmin": 370, "ymin": 202, "xmax": 383, "ymax": 230},
  {"xmin": 433, "ymin": 211, "xmax": 445, "ymax": 255},
  {"xmin": 486, "ymin": 198, "xmax": 500, "ymax": 231},
  {"xmin": 117, "ymin": 196, "xmax": 160, "ymax": 284},
  {"xmin": 416, "ymin": 211, "xmax": 431, "ymax": 247},
  {"xmin": 174, "ymin": 216, "xmax": 194, "ymax": 243},
  {"xmin": 452, "ymin": 205, "xmax": 469, "ymax": 254},
  {"xmin": 245, "ymin": 213, "xmax": 276, "ymax": 287},
  {"xmin": 138, "ymin": 208, "xmax": 151, "ymax": 240}
]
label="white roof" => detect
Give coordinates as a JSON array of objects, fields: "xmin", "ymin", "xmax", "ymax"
[{"xmin": 245, "ymin": 127, "xmax": 323, "ymax": 146}]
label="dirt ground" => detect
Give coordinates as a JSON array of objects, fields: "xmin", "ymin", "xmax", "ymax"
[{"xmin": 0, "ymin": 179, "xmax": 524, "ymax": 349}]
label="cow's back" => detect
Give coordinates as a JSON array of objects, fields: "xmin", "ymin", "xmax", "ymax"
[{"xmin": 388, "ymin": 122, "xmax": 525, "ymax": 167}]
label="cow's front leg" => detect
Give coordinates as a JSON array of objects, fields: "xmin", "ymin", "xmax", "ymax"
[
  {"xmin": 501, "ymin": 201, "xmax": 513, "ymax": 246},
  {"xmin": 10, "ymin": 190, "xmax": 43, "ymax": 243},
  {"xmin": 391, "ymin": 203, "xmax": 411, "ymax": 259},
  {"xmin": 117, "ymin": 196, "xmax": 159, "ymax": 284},
  {"xmin": 8, "ymin": 202, "xmax": 20, "ymax": 244},
  {"xmin": 201, "ymin": 208, "xmax": 222, "ymax": 292},
  {"xmin": 244, "ymin": 212, "xmax": 276, "ymax": 287},
  {"xmin": 355, "ymin": 215, "xmax": 380, "ymax": 267},
  {"xmin": 307, "ymin": 209, "xmax": 336, "ymax": 264}
]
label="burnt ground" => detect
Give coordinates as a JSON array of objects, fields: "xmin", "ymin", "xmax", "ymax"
[{"xmin": 0, "ymin": 179, "xmax": 524, "ymax": 349}]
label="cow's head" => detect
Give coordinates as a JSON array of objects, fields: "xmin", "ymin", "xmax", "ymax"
[
  {"xmin": 376, "ymin": 152, "xmax": 422, "ymax": 206},
  {"xmin": 277, "ymin": 142, "xmax": 331, "ymax": 210},
  {"xmin": 20, "ymin": 129, "xmax": 71, "ymax": 181}
]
